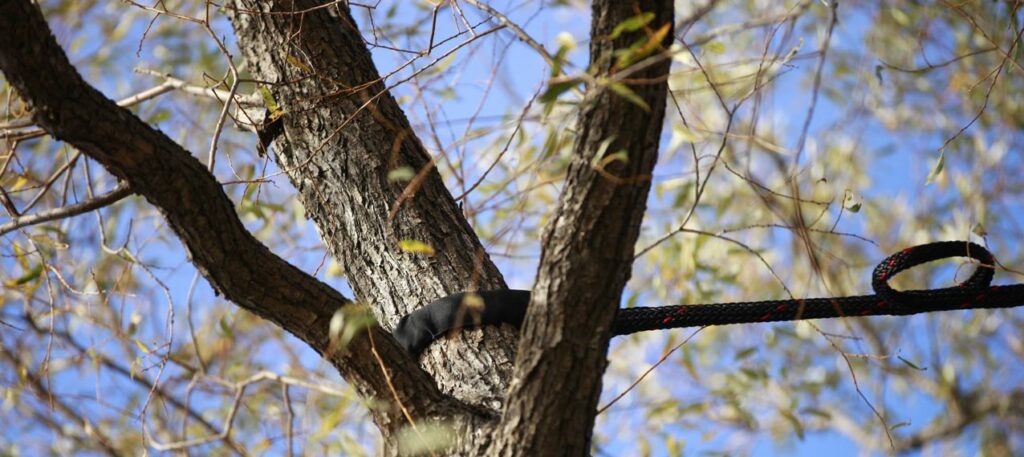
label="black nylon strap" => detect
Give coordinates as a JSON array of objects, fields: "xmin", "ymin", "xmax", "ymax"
[
  {"xmin": 393, "ymin": 290, "xmax": 530, "ymax": 356},
  {"xmin": 393, "ymin": 241, "xmax": 1023, "ymax": 356}
]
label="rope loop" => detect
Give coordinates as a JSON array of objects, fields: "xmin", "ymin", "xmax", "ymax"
[
  {"xmin": 871, "ymin": 241, "xmax": 995, "ymax": 309},
  {"xmin": 395, "ymin": 240, "xmax": 1020, "ymax": 356}
]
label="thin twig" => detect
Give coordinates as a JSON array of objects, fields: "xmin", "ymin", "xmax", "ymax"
[
  {"xmin": 0, "ymin": 183, "xmax": 131, "ymax": 236},
  {"xmin": 20, "ymin": 150, "xmax": 81, "ymax": 213},
  {"xmin": 597, "ymin": 327, "xmax": 706, "ymax": 415},
  {"xmin": 464, "ymin": 0, "xmax": 556, "ymax": 68}
]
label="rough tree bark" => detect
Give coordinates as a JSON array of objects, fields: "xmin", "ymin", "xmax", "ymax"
[
  {"xmin": 0, "ymin": 0, "xmax": 474, "ymax": 443},
  {"xmin": 0, "ymin": 0, "xmax": 674, "ymax": 454},
  {"xmin": 227, "ymin": 0, "xmax": 519, "ymax": 412},
  {"xmin": 493, "ymin": 1, "xmax": 674, "ymax": 453}
]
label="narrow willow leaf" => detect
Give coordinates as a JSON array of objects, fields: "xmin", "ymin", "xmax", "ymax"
[
  {"xmin": 388, "ymin": 166, "xmax": 416, "ymax": 183},
  {"xmin": 398, "ymin": 239, "xmax": 436, "ymax": 256},
  {"xmin": 609, "ymin": 82, "xmax": 650, "ymax": 111},
  {"xmin": 611, "ymin": 12, "xmax": 655, "ymax": 39},
  {"xmin": 540, "ymin": 77, "xmax": 583, "ymax": 104},
  {"xmin": 925, "ymin": 149, "xmax": 945, "ymax": 185}
]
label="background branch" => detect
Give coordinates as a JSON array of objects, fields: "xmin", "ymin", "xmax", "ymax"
[{"xmin": 0, "ymin": 0, "xmax": 458, "ymax": 432}]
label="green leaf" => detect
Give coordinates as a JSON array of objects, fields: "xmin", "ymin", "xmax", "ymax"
[
  {"xmin": 890, "ymin": 421, "xmax": 912, "ymax": 430},
  {"xmin": 313, "ymin": 403, "xmax": 346, "ymax": 441},
  {"xmin": 842, "ymin": 191, "xmax": 862, "ymax": 213},
  {"xmin": 734, "ymin": 346, "xmax": 757, "ymax": 360},
  {"xmin": 611, "ymin": 12, "xmax": 655, "ymax": 39},
  {"xmin": 677, "ymin": 401, "xmax": 706, "ymax": 415},
  {"xmin": 329, "ymin": 309, "xmax": 345, "ymax": 341},
  {"xmin": 925, "ymin": 149, "xmax": 945, "ymax": 185},
  {"xmin": 890, "ymin": 7, "xmax": 910, "ymax": 26},
  {"xmin": 704, "ymin": 41, "xmax": 726, "ymax": 54},
  {"xmin": 540, "ymin": 77, "xmax": 583, "ymax": 104},
  {"xmin": 897, "ymin": 355, "xmax": 927, "ymax": 371},
  {"xmin": 615, "ymin": 23, "xmax": 670, "ymax": 68},
  {"xmin": 286, "ymin": 54, "xmax": 311, "ymax": 72},
  {"xmin": 13, "ymin": 264, "xmax": 42, "ymax": 285},
  {"xmin": 601, "ymin": 150, "xmax": 629, "ymax": 165},
  {"xmin": 395, "ymin": 421, "xmax": 456, "ymax": 456},
  {"xmin": 148, "ymin": 109, "xmax": 171, "ymax": 124},
  {"xmin": 329, "ymin": 304, "xmax": 377, "ymax": 353},
  {"xmin": 551, "ymin": 32, "xmax": 577, "ymax": 77},
  {"xmin": 609, "ymin": 82, "xmax": 650, "ymax": 111},
  {"xmin": 800, "ymin": 407, "xmax": 832, "ymax": 419},
  {"xmin": 593, "ymin": 135, "xmax": 618, "ymax": 161},
  {"xmin": 240, "ymin": 201, "xmax": 267, "ymax": 221},
  {"xmin": 541, "ymin": 128, "xmax": 561, "ymax": 158},
  {"xmin": 218, "ymin": 317, "xmax": 234, "ymax": 338},
  {"xmin": 423, "ymin": 54, "xmax": 456, "ymax": 77},
  {"xmin": 387, "ymin": 166, "xmax": 415, "ymax": 183},
  {"xmin": 780, "ymin": 408, "xmax": 805, "ymax": 440},
  {"xmin": 259, "ymin": 86, "xmax": 282, "ymax": 116}
]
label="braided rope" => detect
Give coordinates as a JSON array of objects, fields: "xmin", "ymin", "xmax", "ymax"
[
  {"xmin": 612, "ymin": 241, "xmax": 1018, "ymax": 335},
  {"xmin": 394, "ymin": 241, "xmax": 1023, "ymax": 355}
]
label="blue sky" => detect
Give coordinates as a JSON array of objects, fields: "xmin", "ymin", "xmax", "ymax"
[{"xmin": 4, "ymin": 1, "xmax": 1022, "ymax": 455}]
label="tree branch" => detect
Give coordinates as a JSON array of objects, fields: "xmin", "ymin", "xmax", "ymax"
[
  {"xmin": 0, "ymin": 0, "xmax": 458, "ymax": 432},
  {"xmin": 493, "ymin": 0, "xmax": 675, "ymax": 454},
  {"xmin": 0, "ymin": 183, "xmax": 132, "ymax": 236},
  {"xmin": 227, "ymin": 0, "xmax": 519, "ymax": 412}
]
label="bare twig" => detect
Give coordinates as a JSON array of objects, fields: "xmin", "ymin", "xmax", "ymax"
[
  {"xmin": 597, "ymin": 327, "xmax": 706, "ymax": 415},
  {"xmin": 464, "ymin": 0, "xmax": 556, "ymax": 68},
  {"xmin": 133, "ymin": 67, "xmax": 263, "ymax": 108},
  {"xmin": 1, "ymin": 73, "xmax": 262, "ymax": 142},
  {"xmin": 880, "ymin": 46, "xmax": 997, "ymax": 74},
  {"xmin": 0, "ymin": 183, "xmax": 131, "ymax": 236}
]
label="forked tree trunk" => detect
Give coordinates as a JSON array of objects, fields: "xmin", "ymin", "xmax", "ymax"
[
  {"xmin": 0, "ymin": 0, "xmax": 673, "ymax": 453},
  {"xmin": 227, "ymin": 0, "xmax": 673, "ymax": 454},
  {"xmin": 228, "ymin": 0, "xmax": 521, "ymax": 413}
]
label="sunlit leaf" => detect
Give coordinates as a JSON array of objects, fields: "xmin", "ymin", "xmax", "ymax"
[
  {"xmin": 398, "ymin": 239, "xmax": 436, "ymax": 256},
  {"xmin": 395, "ymin": 421, "xmax": 456, "ymax": 456},
  {"xmin": 842, "ymin": 191, "xmax": 861, "ymax": 213},
  {"xmin": 704, "ymin": 41, "xmax": 726, "ymax": 54},
  {"xmin": 388, "ymin": 166, "xmax": 415, "ymax": 183},
  {"xmin": 925, "ymin": 149, "xmax": 945, "ymax": 185}
]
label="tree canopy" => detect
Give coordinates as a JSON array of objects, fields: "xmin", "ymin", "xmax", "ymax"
[{"xmin": 1, "ymin": 0, "xmax": 1022, "ymax": 455}]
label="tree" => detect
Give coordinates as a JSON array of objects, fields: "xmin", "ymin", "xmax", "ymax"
[{"xmin": 1, "ymin": 0, "xmax": 1022, "ymax": 455}]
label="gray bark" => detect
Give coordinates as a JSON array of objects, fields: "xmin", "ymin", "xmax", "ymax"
[
  {"xmin": 492, "ymin": 1, "xmax": 674, "ymax": 454},
  {"xmin": 228, "ymin": 0, "xmax": 520, "ymax": 412},
  {"xmin": 0, "ymin": 0, "xmax": 479, "ymax": 444},
  {"xmin": 0, "ymin": 0, "xmax": 675, "ymax": 454}
]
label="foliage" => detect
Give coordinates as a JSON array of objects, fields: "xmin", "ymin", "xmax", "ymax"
[{"xmin": 1, "ymin": 0, "xmax": 1022, "ymax": 455}]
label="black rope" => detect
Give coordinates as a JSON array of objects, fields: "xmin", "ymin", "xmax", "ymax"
[{"xmin": 393, "ymin": 241, "xmax": 1024, "ymax": 356}]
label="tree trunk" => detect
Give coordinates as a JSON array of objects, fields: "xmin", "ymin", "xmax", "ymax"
[
  {"xmin": 228, "ymin": 0, "xmax": 520, "ymax": 412},
  {"xmin": 0, "ymin": 0, "xmax": 674, "ymax": 454},
  {"xmin": 491, "ymin": 1, "xmax": 674, "ymax": 454}
]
